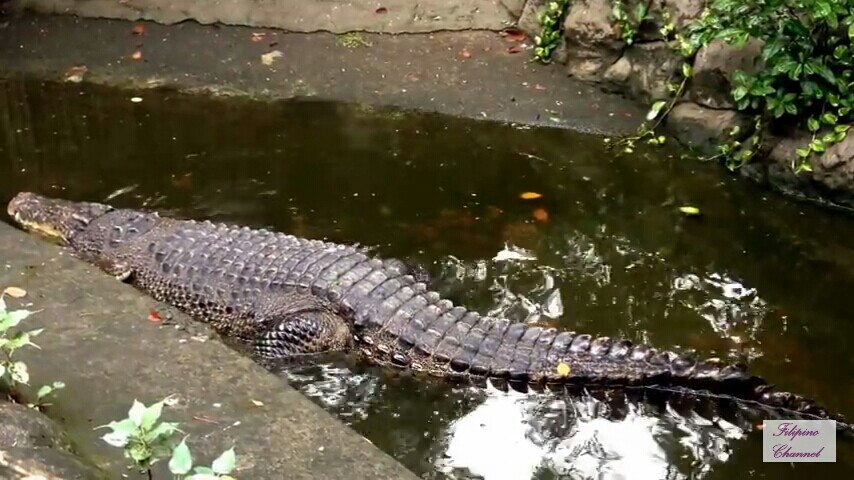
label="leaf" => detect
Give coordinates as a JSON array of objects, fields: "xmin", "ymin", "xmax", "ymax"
[
  {"xmin": 250, "ymin": 399, "xmax": 265, "ymax": 407},
  {"xmin": 808, "ymin": 117, "xmax": 820, "ymax": 132},
  {"xmin": 646, "ymin": 101, "xmax": 667, "ymax": 121},
  {"xmin": 169, "ymin": 438, "xmax": 194, "ymax": 475},
  {"xmin": 0, "ymin": 310, "xmax": 32, "ymax": 332},
  {"xmin": 2, "ymin": 287, "xmax": 26, "ymax": 298},
  {"xmin": 141, "ymin": 400, "xmax": 165, "ymax": 430},
  {"xmin": 145, "ymin": 421, "xmax": 180, "ymax": 442},
  {"xmin": 678, "ymin": 206, "xmax": 701, "ymax": 216},
  {"xmin": 532, "ymin": 208, "xmax": 549, "ymax": 222},
  {"xmin": 148, "ymin": 309, "xmax": 162, "ymax": 322},
  {"xmin": 212, "ymin": 448, "xmax": 236, "ymax": 475},
  {"xmin": 36, "ymin": 384, "xmax": 54, "ymax": 399},
  {"xmin": 10, "ymin": 361, "xmax": 29, "ymax": 384},
  {"xmin": 188, "ymin": 474, "xmax": 219, "ymax": 480},
  {"xmin": 519, "ymin": 192, "xmax": 543, "ymax": 200},
  {"xmin": 849, "ymin": 23, "xmax": 854, "ymax": 41},
  {"xmin": 105, "ymin": 418, "xmax": 138, "ymax": 436},
  {"xmin": 681, "ymin": 63, "xmax": 693, "ymax": 78},
  {"xmin": 821, "ymin": 112, "xmax": 838, "ymax": 124},
  {"xmin": 193, "ymin": 467, "xmax": 215, "ymax": 475},
  {"xmin": 0, "ymin": 364, "xmax": 5, "ymax": 379},
  {"xmin": 128, "ymin": 400, "xmax": 147, "ymax": 427},
  {"xmin": 261, "ymin": 50, "xmax": 283, "ymax": 66},
  {"xmin": 101, "ymin": 431, "xmax": 130, "ymax": 448}
]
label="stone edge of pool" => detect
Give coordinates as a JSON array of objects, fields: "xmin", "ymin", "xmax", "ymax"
[
  {"xmin": 0, "ymin": 221, "xmax": 419, "ymax": 480},
  {"xmin": 0, "ymin": 11, "xmax": 645, "ymax": 137}
]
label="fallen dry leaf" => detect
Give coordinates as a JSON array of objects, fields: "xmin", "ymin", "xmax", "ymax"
[
  {"xmin": 64, "ymin": 65, "xmax": 87, "ymax": 83},
  {"xmin": 250, "ymin": 399, "xmax": 264, "ymax": 407},
  {"xmin": 2, "ymin": 287, "xmax": 27, "ymax": 298},
  {"xmin": 501, "ymin": 28, "xmax": 526, "ymax": 42},
  {"xmin": 532, "ymin": 208, "xmax": 549, "ymax": 222},
  {"xmin": 261, "ymin": 50, "xmax": 283, "ymax": 66},
  {"xmin": 460, "ymin": 49, "xmax": 472, "ymax": 58},
  {"xmin": 519, "ymin": 191, "xmax": 543, "ymax": 200},
  {"xmin": 375, "ymin": 7, "xmax": 388, "ymax": 14},
  {"xmin": 506, "ymin": 45, "xmax": 523, "ymax": 54},
  {"xmin": 132, "ymin": 24, "xmax": 144, "ymax": 35},
  {"xmin": 148, "ymin": 309, "xmax": 162, "ymax": 322},
  {"xmin": 251, "ymin": 32, "xmax": 266, "ymax": 42},
  {"xmin": 533, "ymin": 84, "xmax": 547, "ymax": 91},
  {"xmin": 131, "ymin": 50, "xmax": 142, "ymax": 60}
]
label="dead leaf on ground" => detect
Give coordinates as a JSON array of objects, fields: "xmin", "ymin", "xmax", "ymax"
[
  {"xmin": 261, "ymin": 50, "xmax": 283, "ymax": 66},
  {"xmin": 501, "ymin": 28, "xmax": 526, "ymax": 42},
  {"xmin": 132, "ymin": 24, "xmax": 144, "ymax": 35},
  {"xmin": 375, "ymin": 7, "xmax": 388, "ymax": 14},
  {"xmin": 251, "ymin": 32, "xmax": 266, "ymax": 42},
  {"xmin": 519, "ymin": 191, "xmax": 543, "ymax": 200},
  {"xmin": 148, "ymin": 309, "xmax": 162, "ymax": 322},
  {"xmin": 2, "ymin": 287, "xmax": 27, "ymax": 298},
  {"xmin": 532, "ymin": 208, "xmax": 549, "ymax": 222},
  {"xmin": 506, "ymin": 45, "xmax": 523, "ymax": 54},
  {"xmin": 460, "ymin": 49, "xmax": 472, "ymax": 58},
  {"xmin": 533, "ymin": 84, "xmax": 547, "ymax": 91},
  {"xmin": 131, "ymin": 50, "xmax": 142, "ymax": 60},
  {"xmin": 64, "ymin": 65, "xmax": 87, "ymax": 83},
  {"xmin": 250, "ymin": 399, "xmax": 264, "ymax": 407}
]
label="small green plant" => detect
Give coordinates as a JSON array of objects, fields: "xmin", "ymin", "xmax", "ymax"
[
  {"xmin": 169, "ymin": 439, "xmax": 237, "ymax": 480},
  {"xmin": 0, "ymin": 290, "xmax": 65, "ymax": 408},
  {"xmin": 0, "ymin": 293, "xmax": 41, "ymax": 387},
  {"xmin": 27, "ymin": 381, "xmax": 66, "ymax": 409},
  {"xmin": 611, "ymin": 0, "xmax": 652, "ymax": 45},
  {"xmin": 99, "ymin": 397, "xmax": 237, "ymax": 479},
  {"xmin": 533, "ymin": 0, "xmax": 570, "ymax": 63},
  {"xmin": 336, "ymin": 32, "xmax": 372, "ymax": 48}
]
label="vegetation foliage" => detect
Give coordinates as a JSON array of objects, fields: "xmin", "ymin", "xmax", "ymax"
[{"xmin": 536, "ymin": 1, "xmax": 853, "ymax": 172}]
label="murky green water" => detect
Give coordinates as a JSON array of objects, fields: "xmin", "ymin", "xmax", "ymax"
[{"xmin": 1, "ymin": 78, "xmax": 852, "ymax": 478}]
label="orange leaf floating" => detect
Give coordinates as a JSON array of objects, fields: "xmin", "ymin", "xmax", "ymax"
[
  {"xmin": 148, "ymin": 309, "xmax": 162, "ymax": 322},
  {"xmin": 519, "ymin": 192, "xmax": 543, "ymax": 200},
  {"xmin": 2, "ymin": 287, "xmax": 27, "ymax": 298},
  {"xmin": 532, "ymin": 208, "xmax": 549, "ymax": 222}
]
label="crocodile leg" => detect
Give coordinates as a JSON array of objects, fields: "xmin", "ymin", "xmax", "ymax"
[{"xmin": 251, "ymin": 294, "xmax": 352, "ymax": 359}]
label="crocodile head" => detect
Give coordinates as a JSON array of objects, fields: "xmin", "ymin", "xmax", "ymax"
[{"xmin": 7, "ymin": 192, "xmax": 112, "ymax": 244}]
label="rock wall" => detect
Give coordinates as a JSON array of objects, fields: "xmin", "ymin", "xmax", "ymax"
[
  {"xmin": 520, "ymin": 0, "xmax": 854, "ymax": 210},
  {"xmin": 16, "ymin": 0, "xmax": 524, "ymax": 33},
  {"xmin": 1, "ymin": 399, "xmax": 106, "ymax": 479}
]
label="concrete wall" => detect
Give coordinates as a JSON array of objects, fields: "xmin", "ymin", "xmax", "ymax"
[{"xmin": 17, "ymin": 0, "xmax": 527, "ymax": 33}]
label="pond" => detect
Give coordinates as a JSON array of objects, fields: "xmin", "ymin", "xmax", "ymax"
[{"xmin": 1, "ymin": 77, "xmax": 852, "ymax": 479}]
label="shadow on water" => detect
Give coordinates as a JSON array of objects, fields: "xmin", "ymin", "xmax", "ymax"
[{"xmin": 1, "ymin": 77, "xmax": 852, "ymax": 478}]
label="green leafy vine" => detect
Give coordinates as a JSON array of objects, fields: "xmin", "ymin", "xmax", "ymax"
[
  {"xmin": 615, "ymin": 0, "xmax": 854, "ymax": 173},
  {"xmin": 533, "ymin": 0, "xmax": 571, "ymax": 63}
]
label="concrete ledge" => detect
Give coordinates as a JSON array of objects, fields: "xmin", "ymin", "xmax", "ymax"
[
  {"xmin": 0, "ymin": 12, "xmax": 644, "ymax": 136},
  {"xmin": 16, "ymin": 0, "xmax": 524, "ymax": 33},
  {"xmin": 0, "ymin": 222, "xmax": 417, "ymax": 479}
]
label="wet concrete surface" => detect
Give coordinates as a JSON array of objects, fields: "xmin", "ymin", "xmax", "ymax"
[
  {"xmin": 0, "ymin": 12, "xmax": 645, "ymax": 135},
  {"xmin": 0, "ymin": 222, "xmax": 418, "ymax": 479}
]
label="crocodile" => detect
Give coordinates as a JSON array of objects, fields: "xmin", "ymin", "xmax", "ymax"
[{"xmin": 6, "ymin": 192, "xmax": 850, "ymax": 430}]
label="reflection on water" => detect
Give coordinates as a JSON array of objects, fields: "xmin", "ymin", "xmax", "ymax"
[{"xmin": 1, "ymin": 78, "xmax": 853, "ymax": 478}]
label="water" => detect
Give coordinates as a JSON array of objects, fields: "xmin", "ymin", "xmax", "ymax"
[{"xmin": 1, "ymin": 78, "xmax": 852, "ymax": 478}]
